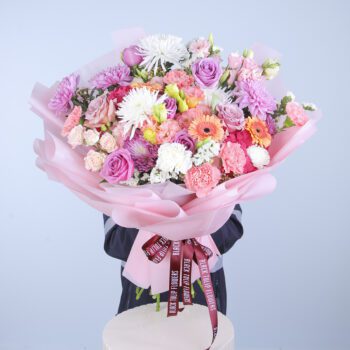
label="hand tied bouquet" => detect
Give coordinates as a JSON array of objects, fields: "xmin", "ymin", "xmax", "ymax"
[
  {"xmin": 49, "ymin": 33, "xmax": 315, "ymax": 197},
  {"xmin": 31, "ymin": 28, "xmax": 318, "ymax": 349}
]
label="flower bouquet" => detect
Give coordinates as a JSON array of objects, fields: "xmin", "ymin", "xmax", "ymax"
[{"xmin": 31, "ymin": 27, "xmax": 318, "ymax": 348}]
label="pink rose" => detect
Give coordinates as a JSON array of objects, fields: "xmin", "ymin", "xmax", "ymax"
[
  {"xmin": 220, "ymin": 141, "xmax": 247, "ymax": 175},
  {"xmin": 286, "ymin": 101, "xmax": 308, "ymax": 126},
  {"xmin": 184, "ymin": 162, "xmax": 221, "ymax": 198},
  {"xmin": 85, "ymin": 95, "xmax": 116, "ymax": 128},
  {"xmin": 61, "ymin": 106, "xmax": 82, "ymax": 136},
  {"xmin": 99, "ymin": 149, "xmax": 134, "ymax": 184}
]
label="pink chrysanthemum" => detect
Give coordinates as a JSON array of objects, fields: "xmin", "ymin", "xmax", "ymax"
[
  {"xmin": 234, "ymin": 80, "xmax": 276, "ymax": 120},
  {"xmin": 124, "ymin": 131, "xmax": 158, "ymax": 172},
  {"xmin": 48, "ymin": 73, "xmax": 79, "ymax": 114},
  {"xmin": 89, "ymin": 65, "xmax": 132, "ymax": 89}
]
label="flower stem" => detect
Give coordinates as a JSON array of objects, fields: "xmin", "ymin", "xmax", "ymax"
[
  {"xmin": 197, "ymin": 279, "xmax": 204, "ymax": 293},
  {"xmin": 136, "ymin": 288, "xmax": 144, "ymax": 300}
]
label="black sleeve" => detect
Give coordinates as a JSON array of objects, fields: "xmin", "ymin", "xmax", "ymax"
[
  {"xmin": 103, "ymin": 214, "xmax": 139, "ymax": 261},
  {"xmin": 211, "ymin": 204, "xmax": 243, "ymax": 255},
  {"xmin": 103, "ymin": 204, "xmax": 243, "ymax": 260}
]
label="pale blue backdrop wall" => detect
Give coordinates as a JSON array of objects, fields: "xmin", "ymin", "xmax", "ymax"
[{"xmin": 0, "ymin": 0, "xmax": 349, "ymax": 349}]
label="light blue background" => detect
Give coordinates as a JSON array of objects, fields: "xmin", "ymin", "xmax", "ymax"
[{"xmin": 0, "ymin": 0, "xmax": 349, "ymax": 349}]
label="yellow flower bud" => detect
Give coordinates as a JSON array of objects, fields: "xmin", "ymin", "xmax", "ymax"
[{"xmin": 143, "ymin": 128, "xmax": 157, "ymax": 144}]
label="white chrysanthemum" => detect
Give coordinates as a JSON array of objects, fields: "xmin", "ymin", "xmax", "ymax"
[
  {"xmin": 156, "ymin": 143, "xmax": 192, "ymax": 174},
  {"xmin": 138, "ymin": 34, "xmax": 189, "ymax": 73},
  {"xmin": 204, "ymin": 87, "xmax": 232, "ymax": 110},
  {"xmin": 192, "ymin": 140, "xmax": 220, "ymax": 166},
  {"xmin": 247, "ymin": 145, "xmax": 270, "ymax": 169},
  {"xmin": 117, "ymin": 87, "xmax": 167, "ymax": 139}
]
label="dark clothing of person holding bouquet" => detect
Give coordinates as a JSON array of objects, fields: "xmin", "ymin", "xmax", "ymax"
[{"xmin": 103, "ymin": 204, "xmax": 243, "ymax": 315}]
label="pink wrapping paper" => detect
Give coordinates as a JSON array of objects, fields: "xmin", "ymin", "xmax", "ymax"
[{"xmin": 31, "ymin": 28, "xmax": 319, "ymax": 293}]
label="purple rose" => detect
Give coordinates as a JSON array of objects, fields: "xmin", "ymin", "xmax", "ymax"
[
  {"xmin": 174, "ymin": 130, "xmax": 195, "ymax": 152},
  {"xmin": 99, "ymin": 149, "xmax": 134, "ymax": 184},
  {"xmin": 164, "ymin": 97, "xmax": 177, "ymax": 119},
  {"xmin": 122, "ymin": 45, "xmax": 143, "ymax": 67},
  {"xmin": 216, "ymin": 103, "xmax": 245, "ymax": 131},
  {"xmin": 191, "ymin": 57, "xmax": 222, "ymax": 88}
]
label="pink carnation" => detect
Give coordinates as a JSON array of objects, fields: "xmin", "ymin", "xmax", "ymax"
[
  {"xmin": 220, "ymin": 142, "xmax": 247, "ymax": 175},
  {"xmin": 237, "ymin": 58, "xmax": 263, "ymax": 81},
  {"xmin": 184, "ymin": 162, "xmax": 221, "ymax": 197},
  {"xmin": 61, "ymin": 106, "xmax": 82, "ymax": 136},
  {"xmin": 156, "ymin": 120, "xmax": 181, "ymax": 143},
  {"xmin": 163, "ymin": 70, "xmax": 194, "ymax": 89},
  {"xmin": 286, "ymin": 101, "xmax": 308, "ymax": 126}
]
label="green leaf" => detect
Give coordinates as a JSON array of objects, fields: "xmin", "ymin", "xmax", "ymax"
[{"xmin": 284, "ymin": 116, "xmax": 295, "ymax": 128}]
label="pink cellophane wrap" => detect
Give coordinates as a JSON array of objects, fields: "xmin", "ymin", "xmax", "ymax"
[{"xmin": 31, "ymin": 28, "xmax": 319, "ymax": 293}]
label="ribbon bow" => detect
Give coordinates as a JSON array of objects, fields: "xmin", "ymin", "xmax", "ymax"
[{"xmin": 142, "ymin": 235, "xmax": 218, "ymax": 350}]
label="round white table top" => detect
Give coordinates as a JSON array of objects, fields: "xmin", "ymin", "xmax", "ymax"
[{"xmin": 103, "ymin": 302, "xmax": 234, "ymax": 350}]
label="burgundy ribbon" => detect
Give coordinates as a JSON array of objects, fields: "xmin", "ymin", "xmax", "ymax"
[{"xmin": 142, "ymin": 235, "xmax": 218, "ymax": 350}]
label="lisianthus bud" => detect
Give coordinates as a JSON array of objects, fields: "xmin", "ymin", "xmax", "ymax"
[
  {"xmin": 177, "ymin": 99, "xmax": 188, "ymax": 113},
  {"xmin": 122, "ymin": 45, "xmax": 143, "ymax": 67},
  {"xmin": 153, "ymin": 103, "xmax": 167, "ymax": 123},
  {"xmin": 165, "ymin": 84, "xmax": 180, "ymax": 99},
  {"xmin": 243, "ymin": 49, "xmax": 254, "ymax": 59},
  {"xmin": 219, "ymin": 69, "xmax": 230, "ymax": 85},
  {"xmin": 165, "ymin": 84, "xmax": 188, "ymax": 112},
  {"xmin": 262, "ymin": 58, "xmax": 280, "ymax": 80}
]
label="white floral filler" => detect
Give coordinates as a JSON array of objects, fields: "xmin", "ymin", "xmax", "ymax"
[{"xmin": 192, "ymin": 140, "xmax": 220, "ymax": 166}]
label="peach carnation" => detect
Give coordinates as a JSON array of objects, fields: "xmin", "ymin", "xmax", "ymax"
[
  {"xmin": 156, "ymin": 120, "xmax": 181, "ymax": 143},
  {"xmin": 163, "ymin": 70, "xmax": 194, "ymax": 89},
  {"xmin": 182, "ymin": 86, "xmax": 205, "ymax": 108},
  {"xmin": 184, "ymin": 162, "xmax": 221, "ymax": 197},
  {"xmin": 220, "ymin": 141, "xmax": 246, "ymax": 175}
]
